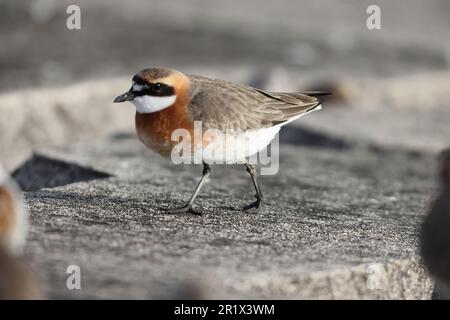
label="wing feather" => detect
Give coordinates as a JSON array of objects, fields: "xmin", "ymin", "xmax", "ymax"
[{"xmin": 187, "ymin": 75, "xmax": 322, "ymax": 131}]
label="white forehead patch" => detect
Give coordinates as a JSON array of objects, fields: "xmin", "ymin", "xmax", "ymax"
[
  {"xmin": 132, "ymin": 83, "xmax": 146, "ymax": 92},
  {"xmin": 132, "ymin": 95, "xmax": 177, "ymax": 113}
]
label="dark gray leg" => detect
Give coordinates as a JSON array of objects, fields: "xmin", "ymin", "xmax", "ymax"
[
  {"xmin": 242, "ymin": 163, "xmax": 264, "ymax": 213},
  {"xmin": 167, "ymin": 163, "xmax": 211, "ymax": 215}
]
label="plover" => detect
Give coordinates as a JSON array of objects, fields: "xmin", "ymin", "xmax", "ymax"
[
  {"xmin": 0, "ymin": 167, "xmax": 40, "ymax": 299},
  {"xmin": 421, "ymin": 149, "xmax": 450, "ymax": 295},
  {"xmin": 114, "ymin": 68, "xmax": 326, "ymax": 214},
  {"xmin": 0, "ymin": 169, "xmax": 27, "ymax": 254}
]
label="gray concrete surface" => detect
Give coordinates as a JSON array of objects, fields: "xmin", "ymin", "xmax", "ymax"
[{"xmin": 17, "ymin": 131, "xmax": 435, "ymax": 299}]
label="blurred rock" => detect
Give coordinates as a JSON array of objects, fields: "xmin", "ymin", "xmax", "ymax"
[
  {"xmin": 0, "ymin": 78, "xmax": 134, "ymax": 170},
  {"xmin": 348, "ymin": 72, "xmax": 450, "ymax": 110},
  {"xmin": 299, "ymin": 71, "xmax": 450, "ymax": 110}
]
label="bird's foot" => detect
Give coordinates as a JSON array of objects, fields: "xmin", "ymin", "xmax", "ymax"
[
  {"xmin": 242, "ymin": 197, "xmax": 263, "ymax": 213},
  {"xmin": 166, "ymin": 204, "xmax": 202, "ymax": 215}
]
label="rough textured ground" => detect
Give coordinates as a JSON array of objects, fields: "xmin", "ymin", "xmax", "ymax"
[{"xmin": 17, "ymin": 131, "xmax": 435, "ymax": 299}]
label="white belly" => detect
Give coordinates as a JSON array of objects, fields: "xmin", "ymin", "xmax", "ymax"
[
  {"xmin": 200, "ymin": 126, "xmax": 281, "ymax": 164},
  {"xmin": 172, "ymin": 106, "xmax": 321, "ymax": 165}
]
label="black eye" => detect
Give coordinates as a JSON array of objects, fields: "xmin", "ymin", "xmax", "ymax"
[{"xmin": 152, "ymin": 83, "xmax": 163, "ymax": 92}]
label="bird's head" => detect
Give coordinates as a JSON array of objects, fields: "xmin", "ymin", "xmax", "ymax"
[{"xmin": 114, "ymin": 67, "xmax": 188, "ymax": 113}]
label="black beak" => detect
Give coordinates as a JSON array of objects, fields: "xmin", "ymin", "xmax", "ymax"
[{"xmin": 114, "ymin": 91, "xmax": 135, "ymax": 103}]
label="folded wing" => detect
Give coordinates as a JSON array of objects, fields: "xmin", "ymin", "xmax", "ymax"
[{"xmin": 188, "ymin": 75, "xmax": 323, "ymax": 131}]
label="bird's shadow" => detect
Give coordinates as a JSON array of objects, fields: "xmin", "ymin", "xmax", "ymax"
[{"xmin": 279, "ymin": 125, "xmax": 352, "ymax": 150}]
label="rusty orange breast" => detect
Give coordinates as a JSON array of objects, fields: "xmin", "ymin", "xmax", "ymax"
[
  {"xmin": 135, "ymin": 92, "xmax": 194, "ymax": 158},
  {"xmin": 0, "ymin": 187, "xmax": 15, "ymax": 242}
]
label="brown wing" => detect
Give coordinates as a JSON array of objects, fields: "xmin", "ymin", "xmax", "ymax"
[{"xmin": 187, "ymin": 75, "xmax": 321, "ymax": 131}]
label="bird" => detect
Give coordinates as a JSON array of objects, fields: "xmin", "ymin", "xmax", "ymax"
[
  {"xmin": 0, "ymin": 168, "xmax": 27, "ymax": 254},
  {"xmin": 421, "ymin": 149, "xmax": 450, "ymax": 298},
  {"xmin": 0, "ymin": 166, "xmax": 41, "ymax": 299},
  {"xmin": 114, "ymin": 67, "xmax": 327, "ymax": 215}
]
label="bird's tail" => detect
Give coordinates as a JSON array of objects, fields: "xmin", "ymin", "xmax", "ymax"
[
  {"xmin": 301, "ymin": 91, "xmax": 332, "ymax": 97},
  {"xmin": 302, "ymin": 91, "xmax": 332, "ymax": 106}
]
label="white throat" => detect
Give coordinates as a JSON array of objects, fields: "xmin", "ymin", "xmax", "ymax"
[{"xmin": 132, "ymin": 95, "xmax": 177, "ymax": 113}]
